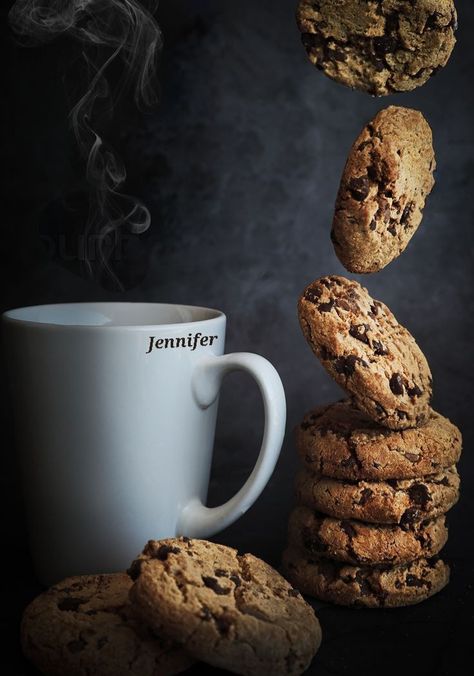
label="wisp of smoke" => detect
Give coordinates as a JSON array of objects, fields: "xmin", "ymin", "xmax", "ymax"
[{"xmin": 9, "ymin": 0, "xmax": 162, "ymax": 289}]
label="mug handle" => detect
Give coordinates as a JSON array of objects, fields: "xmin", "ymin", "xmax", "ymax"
[{"xmin": 177, "ymin": 352, "xmax": 286, "ymax": 538}]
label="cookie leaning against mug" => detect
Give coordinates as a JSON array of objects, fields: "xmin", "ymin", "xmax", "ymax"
[
  {"xmin": 298, "ymin": 276, "xmax": 432, "ymax": 429},
  {"xmin": 331, "ymin": 106, "xmax": 435, "ymax": 273},
  {"xmin": 21, "ymin": 573, "xmax": 193, "ymax": 676},
  {"xmin": 296, "ymin": 0, "xmax": 457, "ymax": 95},
  {"xmin": 128, "ymin": 537, "xmax": 322, "ymax": 676}
]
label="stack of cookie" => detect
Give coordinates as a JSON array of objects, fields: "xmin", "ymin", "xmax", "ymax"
[{"xmin": 283, "ymin": 276, "xmax": 462, "ymax": 608}]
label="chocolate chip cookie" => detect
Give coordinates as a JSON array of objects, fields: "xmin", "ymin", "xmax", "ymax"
[
  {"xmin": 298, "ymin": 276, "xmax": 432, "ymax": 428},
  {"xmin": 128, "ymin": 538, "xmax": 322, "ymax": 676},
  {"xmin": 331, "ymin": 106, "xmax": 435, "ymax": 273},
  {"xmin": 297, "ymin": 400, "xmax": 462, "ymax": 480},
  {"xmin": 295, "ymin": 465, "xmax": 459, "ymax": 525},
  {"xmin": 288, "ymin": 506, "xmax": 447, "ymax": 565},
  {"xmin": 296, "ymin": 0, "xmax": 457, "ymax": 95},
  {"xmin": 283, "ymin": 548, "xmax": 449, "ymax": 607},
  {"xmin": 21, "ymin": 573, "xmax": 193, "ymax": 676}
]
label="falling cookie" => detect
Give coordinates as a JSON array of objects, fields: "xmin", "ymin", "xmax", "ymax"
[
  {"xmin": 296, "ymin": 0, "xmax": 457, "ymax": 96},
  {"xmin": 295, "ymin": 465, "xmax": 460, "ymax": 525},
  {"xmin": 21, "ymin": 573, "xmax": 193, "ymax": 676},
  {"xmin": 283, "ymin": 549, "xmax": 449, "ymax": 607},
  {"xmin": 288, "ymin": 506, "xmax": 447, "ymax": 565},
  {"xmin": 332, "ymin": 106, "xmax": 435, "ymax": 273},
  {"xmin": 298, "ymin": 276, "xmax": 433, "ymax": 429},
  {"xmin": 128, "ymin": 538, "xmax": 322, "ymax": 676},
  {"xmin": 297, "ymin": 400, "xmax": 462, "ymax": 481}
]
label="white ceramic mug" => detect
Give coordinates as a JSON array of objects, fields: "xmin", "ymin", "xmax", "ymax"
[{"xmin": 3, "ymin": 302, "xmax": 286, "ymax": 585}]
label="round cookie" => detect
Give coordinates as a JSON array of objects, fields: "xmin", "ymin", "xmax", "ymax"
[
  {"xmin": 297, "ymin": 400, "xmax": 462, "ymax": 481},
  {"xmin": 21, "ymin": 573, "xmax": 193, "ymax": 676},
  {"xmin": 296, "ymin": 0, "xmax": 457, "ymax": 96},
  {"xmin": 295, "ymin": 465, "xmax": 460, "ymax": 525},
  {"xmin": 282, "ymin": 549, "xmax": 449, "ymax": 608},
  {"xmin": 128, "ymin": 538, "xmax": 321, "ymax": 676},
  {"xmin": 331, "ymin": 106, "xmax": 435, "ymax": 273},
  {"xmin": 288, "ymin": 506, "xmax": 447, "ymax": 566},
  {"xmin": 298, "ymin": 276, "xmax": 432, "ymax": 429}
]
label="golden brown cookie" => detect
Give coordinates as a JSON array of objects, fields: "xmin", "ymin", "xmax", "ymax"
[
  {"xmin": 282, "ymin": 549, "xmax": 449, "ymax": 608},
  {"xmin": 331, "ymin": 106, "xmax": 435, "ymax": 273},
  {"xmin": 296, "ymin": 0, "xmax": 457, "ymax": 95},
  {"xmin": 21, "ymin": 573, "xmax": 193, "ymax": 676},
  {"xmin": 128, "ymin": 538, "xmax": 322, "ymax": 676},
  {"xmin": 297, "ymin": 400, "xmax": 462, "ymax": 480},
  {"xmin": 288, "ymin": 506, "xmax": 447, "ymax": 565},
  {"xmin": 298, "ymin": 276, "xmax": 432, "ymax": 429},
  {"xmin": 295, "ymin": 465, "xmax": 460, "ymax": 525}
]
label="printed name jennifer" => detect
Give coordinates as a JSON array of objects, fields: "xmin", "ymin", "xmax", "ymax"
[{"xmin": 146, "ymin": 333, "xmax": 218, "ymax": 353}]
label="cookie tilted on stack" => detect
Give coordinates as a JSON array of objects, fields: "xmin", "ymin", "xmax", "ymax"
[{"xmin": 283, "ymin": 275, "xmax": 462, "ymax": 607}]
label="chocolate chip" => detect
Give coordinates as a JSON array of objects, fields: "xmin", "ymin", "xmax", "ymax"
[
  {"xmin": 401, "ymin": 201, "xmax": 415, "ymax": 225},
  {"xmin": 334, "ymin": 355, "xmax": 360, "ymax": 376},
  {"xmin": 407, "ymin": 384, "xmax": 423, "ymax": 397},
  {"xmin": 400, "ymin": 508, "xmax": 419, "ymax": 528},
  {"xmin": 406, "ymin": 575, "xmax": 427, "ymax": 588},
  {"xmin": 331, "ymin": 47, "xmax": 347, "ymax": 62},
  {"xmin": 127, "ymin": 559, "xmax": 143, "ymax": 581},
  {"xmin": 304, "ymin": 287, "xmax": 321, "ymax": 304},
  {"xmin": 67, "ymin": 639, "xmax": 86, "ymax": 653},
  {"xmin": 288, "ymin": 588, "xmax": 300, "ymax": 597},
  {"xmin": 389, "ymin": 373, "xmax": 405, "ymax": 395},
  {"xmin": 154, "ymin": 544, "xmax": 181, "ymax": 561},
  {"xmin": 349, "ymin": 323, "xmax": 370, "ymax": 345},
  {"xmin": 396, "ymin": 410, "xmax": 409, "ymax": 420},
  {"xmin": 202, "ymin": 576, "xmax": 230, "ymax": 595},
  {"xmin": 229, "ymin": 574, "xmax": 241, "ymax": 587},
  {"xmin": 301, "ymin": 32, "xmax": 325, "ymax": 49},
  {"xmin": 387, "ymin": 222, "xmax": 397, "ymax": 236},
  {"xmin": 425, "ymin": 13, "xmax": 442, "ymax": 30},
  {"xmin": 348, "ymin": 176, "xmax": 370, "ymax": 201},
  {"xmin": 373, "ymin": 340, "xmax": 388, "ymax": 356},
  {"xmin": 215, "ymin": 568, "xmax": 227, "ymax": 577},
  {"xmin": 358, "ymin": 140, "xmax": 372, "ymax": 151},
  {"xmin": 57, "ymin": 597, "xmax": 85, "ymax": 612},
  {"xmin": 335, "ymin": 298, "xmax": 355, "ymax": 311},
  {"xmin": 408, "ymin": 483, "xmax": 431, "ymax": 509},
  {"xmin": 358, "ymin": 488, "xmax": 374, "ymax": 506},
  {"xmin": 318, "ymin": 300, "xmax": 335, "ymax": 312},
  {"xmin": 341, "ymin": 521, "xmax": 357, "ymax": 538},
  {"xmin": 369, "ymin": 219, "xmax": 377, "ymax": 231},
  {"xmin": 355, "ymin": 572, "xmax": 373, "ymax": 597},
  {"xmin": 373, "ymin": 34, "xmax": 398, "ymax": 57},
  {"xmin": 404, "ymin": 452, "xmax": 420, "ymax": 463}
]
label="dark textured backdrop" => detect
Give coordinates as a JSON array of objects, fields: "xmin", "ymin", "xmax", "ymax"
[{"xmin": 2, "ymin": 1, "xmax": 473, "ymax": 674}]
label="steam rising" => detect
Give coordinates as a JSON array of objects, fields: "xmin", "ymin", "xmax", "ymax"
[{"xmin": 9, "ymin": 0, "xmax": 162, "ymax": 289}]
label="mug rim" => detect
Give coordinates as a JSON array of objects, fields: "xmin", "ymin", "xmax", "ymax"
[{"xmin": 2, "ymin": 302, "xmax": 225, "ymax": 330}]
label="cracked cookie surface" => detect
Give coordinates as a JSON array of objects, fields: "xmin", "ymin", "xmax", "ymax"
[
  {"xmin": 288, "ymin": 506, "xmax": 447, "ymax": 565},
  {"xmin": 295, "ymin": 465, "xmax": 459, "ymax": 525},
  {"xmin": 283, "ymin": 549, "xmax": 449, "ymax": 607},
  {"xmin": 298, "ymin": 276, "xmax": 432, "ymax": 429},
  {"xmin": 297, "ymin": 400, "xmax": 462, "ymax": 480},
  {"xmin": 21, "ymin": 573, "xmax": 192, "ymax": 676},
  {"xmin": 296, "ymin": 0, "xmax": 457, "ymax": 95},
  {"xmin": 332, "ymin": 106, "xmax": 435, "ymax": 273},
  {"xmin": 128, "ymin": 538, "xmax": 321, "ymax": 676}
]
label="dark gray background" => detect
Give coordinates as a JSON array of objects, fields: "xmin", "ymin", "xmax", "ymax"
[{"xmin": 2, "ymin": 1, "xmax": 473, "ymax": 674}]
